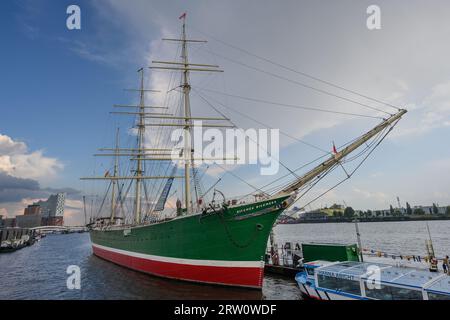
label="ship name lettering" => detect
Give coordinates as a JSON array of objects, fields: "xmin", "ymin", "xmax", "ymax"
[
  {"xmin": 319, "ymin": 271, "xmax": 354, "ymax": 281},
  {"xmin": 235, "ymin": 200, "xmax": 278, "ymax": 214}
]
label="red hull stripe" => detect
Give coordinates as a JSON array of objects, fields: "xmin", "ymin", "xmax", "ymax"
[{"xmin": 92, "ymin": 244, "xmax": 264, "ymax": 288}]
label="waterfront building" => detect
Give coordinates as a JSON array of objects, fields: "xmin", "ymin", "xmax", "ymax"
[
  {"xmin": 414, "ymin": 205, "xmax": 447, "ymax": 215},
  {"xmin": 283, "ymin": 206, "xmax": 304, "ymax": 219},
  {"xmin": 32, "ymin": 193, "xmax": 65, "ymax": 226},
  {"xmin": 3, "ymin": 218, "xmax": 16, "ymax": 228},
  {"xmin": 300, "ymin": 210, "xmax": 329, "ymax": 220},
  {"xmin": 16, "ymin": 214, "xmax": 42, "ymax": 228},
  {"xmin": 15, "ymin": 193, "xmax": 66, "ymax": 228},
  {"xmin": 34, "ymin": 193, "xmax": 65, "ymax": 218},
  {"xmin": 24, "ymin": 204, "xmax": 41, "ymax": 216}
]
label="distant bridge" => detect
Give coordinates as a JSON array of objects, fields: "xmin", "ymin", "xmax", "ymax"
[{"xmin": 30, "ymin": 225, "xmax": 87, "ymax": 233}]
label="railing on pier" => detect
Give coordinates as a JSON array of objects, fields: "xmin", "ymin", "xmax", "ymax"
[{"xmin": 266, "ymin": 242, "xmax": 303, "ymax": 268}]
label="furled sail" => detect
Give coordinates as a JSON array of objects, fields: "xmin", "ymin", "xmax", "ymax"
[{"xmin": 154, "ymin": 165, "xmax": 178, "ymax": 211}]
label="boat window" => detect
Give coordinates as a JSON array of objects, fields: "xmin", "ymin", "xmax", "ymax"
[
  {"xmin": 365, "ymin": 284, "xmax": 394, "ymax": 300},
  {"xmin": 427, "ymin": 292, "xmax": 450, "ymax": 300},
  {"xmin": 318, "ymin": 274, "xmax": 361, "ymax": 295},
  {"xmin": 317, "ymin": 274, "xmax": 339, "ymax": 290},
  {"xmin": 365, "ymin": 283, "xmax": 423, "ymax": 300},
  {"xmin": 390, "ymin": 286, "xmax": 423, "ymax": 300},
  {"xmin": 306, "ymin": 268, "xmax": 315, "ymax": 276}
]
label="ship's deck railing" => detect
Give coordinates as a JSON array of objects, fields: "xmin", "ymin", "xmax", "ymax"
[{"xmin": 90, "ymin": 194, "xmax": 276, "ymax": 228}]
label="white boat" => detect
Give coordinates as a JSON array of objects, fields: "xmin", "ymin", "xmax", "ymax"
[{"xmin": 295, "ymin": 260, "xmax": 450, "ymax": 300}]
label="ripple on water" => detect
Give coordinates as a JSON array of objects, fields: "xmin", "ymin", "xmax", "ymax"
[{"xmin": 0, "ymin": 233, "xmax": 298, "ymax": 299}]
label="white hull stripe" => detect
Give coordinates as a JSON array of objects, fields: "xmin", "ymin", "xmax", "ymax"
[{"xmin": 92, "ymin": 243, "xmax": 261, "ymax": 268}]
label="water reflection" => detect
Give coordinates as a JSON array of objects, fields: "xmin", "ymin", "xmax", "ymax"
[{"xmin": 0, "ymin": 233, "xmax": 299, "ymax": 300}]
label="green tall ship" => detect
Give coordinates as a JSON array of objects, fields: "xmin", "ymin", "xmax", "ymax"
[{"xmin": 82, "ymin": 15, "xmax": 406, "ymax": 289}]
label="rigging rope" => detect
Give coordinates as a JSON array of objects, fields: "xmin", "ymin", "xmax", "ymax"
[
  {"xmin": 193, "ymin": 89, "xmax": 301, "ymax": 180},
  {"xmin": 191, "ymin": 25, "xmax": 401, "ymax": 112},
  {"xmin": 204, "ymin": 49, "xmax": 393, "ymax": 116},
  {"xmin": 285, "ymin": 119, "xmax": 399, "ymax": 218},
  {"xmin": 196, "ymin": 88, "xmax": 341, "ymax": 155},
  {"xmin": 197, "ymin": 87, "xmax": 384, "ymax": 120}
]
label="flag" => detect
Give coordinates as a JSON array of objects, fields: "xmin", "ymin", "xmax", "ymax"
[
  {"xmin": 332, "ymin": 142, "xmax": 338, "ymax": 154},
  {"xmin": 179, "ymin": 12, "xmax": 186, "ymax": 20},
  {"xmin": 104, "ymin": 170, "xmax": 110, "ymax": 177}
]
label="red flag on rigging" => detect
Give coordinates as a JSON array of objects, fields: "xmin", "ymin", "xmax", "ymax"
[
  {"xmin": 179, "ymin": 12, "xmax": 187, "ymax": 20},
  {"xmin": 332, "ymin": 142, "xmax": 338, "ymax": 155}
]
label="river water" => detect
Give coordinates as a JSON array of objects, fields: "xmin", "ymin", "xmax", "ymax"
[
  {"xmin": 0, "ymin": 220, "xmax": 448, "ymax": 300},
  {"xmin": 273, "ymin": 220, "xmax": 450, "ymax": 258}
]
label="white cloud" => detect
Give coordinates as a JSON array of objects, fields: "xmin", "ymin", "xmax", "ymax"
[
  {"xmin": 352, "ymin": 188, "xmax": 388, "ymax": 203},
  {"xmin": 391, "ymin": 81, "xmax": 450, "ymax": 138},
  {"xmin": 63, "ymin": 199, "xmax": 84, "ymax": 226},
  {"xmin": 0, "ymin": 134, "xmax": 63, "ymax": 181}
]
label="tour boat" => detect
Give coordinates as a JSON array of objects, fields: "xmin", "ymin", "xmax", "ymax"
[{"xmin": 296, "ymin": 260, "xmax": 450, "ymax": 300}]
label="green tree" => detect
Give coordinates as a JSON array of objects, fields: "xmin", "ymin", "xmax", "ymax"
[
  {"xmin": 446, "ymin": 206, "xmax": 450, "ymax": 215},
  {"xmin": 406, "ymin": 202, "xmax": 412, "ymax": 215},
  {"xmin": 389, "ymin": 205, "xmax": 394, "ymax": 216},
  {"xmin": 367, "ymin": 210, "xmax": 373, "ymax": 217},
  {"xmin": 413, "ymin": 208, "xmax": 425, "ymax": 215},
  {"xmin": 344, "ymin": 206, "xmax": 355, "ymax": 218}
]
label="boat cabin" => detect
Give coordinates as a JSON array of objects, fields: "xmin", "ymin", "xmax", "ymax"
[{"xmin": 297, "ymin": 261, "xmax": 450, "ymax": 300}]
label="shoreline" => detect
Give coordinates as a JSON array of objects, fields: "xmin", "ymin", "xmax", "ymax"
[{"xmin": 280, "ymin": 215, "xmax": 450, "ymax": 224}]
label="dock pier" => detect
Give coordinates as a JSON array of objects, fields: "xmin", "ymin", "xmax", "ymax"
[
  {"xmin": 264, "ymin": 242, "xmax": 304, "ymax": 277},
  {"xmin": 0, "ymin": 227, "xmax": 38, "ymax": 253}
]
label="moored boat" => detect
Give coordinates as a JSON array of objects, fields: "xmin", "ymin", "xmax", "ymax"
[
  {"xmin": 90, "ymin": 195, "xmax": 290, "ymax": 288},
  {"xmin": 81, "ymin": 14, "xmax": 407, "ymax": 289},
  {"xmin": 296, "ymin": 260, "xmax": 450, "ymax": 300}
]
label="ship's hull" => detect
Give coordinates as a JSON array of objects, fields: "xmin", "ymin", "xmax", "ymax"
[{"xmin": 90, "ymin": 195, "xmax": 290, "ymax": 289}]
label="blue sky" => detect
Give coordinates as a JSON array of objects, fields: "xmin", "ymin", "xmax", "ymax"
[
  {"xmin": 1, "ymin": 1, "xmax": 139, "ymax": 179},
  {"xmin": 1, "ymin": 0, "xmax": 450, "ymax": 224}
]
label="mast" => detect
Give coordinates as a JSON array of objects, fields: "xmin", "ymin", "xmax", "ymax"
[
  {"xmin": 277, "ymin": 109, "xmax": 407, "ymax": 196},
  {"xmin": 181, "ymin": 16, "xmax": 192, "ymax": 214},
  {"xmin": 82, "ymin": 195, "xmax": 87, "ymax": 226},
  {"xmin": 135, "ymin": 68, "xmax": 145, "ymax": 224},
  {"xmin": 145, "ymin": 14, "xmax": 225, "ymax": 214},
  {"xmin": 110, "ymin": 128, "xmax": 119, "ymax": 222},
  {"xmin": 80, "ymin": 72, "xmax": 183, "ymax": 222}
]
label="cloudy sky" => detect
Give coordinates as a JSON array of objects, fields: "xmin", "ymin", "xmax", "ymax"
[{"xmin": 1, "ymin": 0, "xmax": 450, "ymax": 224}]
